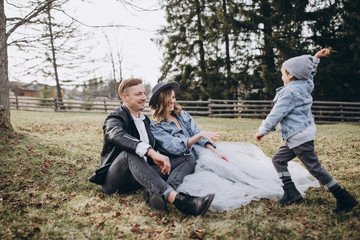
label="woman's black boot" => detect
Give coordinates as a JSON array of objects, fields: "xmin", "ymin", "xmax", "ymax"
[{"xmin": 173, "ymin": 192, "xmax": 215, "ymax": 216}]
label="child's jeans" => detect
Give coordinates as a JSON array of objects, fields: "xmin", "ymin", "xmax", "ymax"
[{"xmin": 272, "ymin": 140, "xmax": 337, "ymax": 189}]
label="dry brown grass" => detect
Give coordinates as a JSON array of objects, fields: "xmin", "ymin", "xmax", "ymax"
[{"xmin": 0, "ymin": 110, "xmax": 359, "ymax": 239}]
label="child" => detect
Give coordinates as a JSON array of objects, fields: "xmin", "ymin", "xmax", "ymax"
[{"xmin": 255, "ymin": 48, "xmax": 358, "ymax": 212}]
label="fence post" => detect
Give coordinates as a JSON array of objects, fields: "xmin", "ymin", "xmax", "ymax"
[
  {"xmin": 104, "ymin": 100, "xmax": 107, "ymax": 113},
  {"xmin": 340, "ymin": 104, "xmax": 344, "ymax": 123},
  {"xmin": 54, "ymin": 98, "xmax": 58, "ymax": 112},
  {"xmin": 208, "ymin": 98, "xmax": 212, "ymax": 117},
  {"xmin": 16, "ymin": 96, "xmax": 19, "ymax": 110}
]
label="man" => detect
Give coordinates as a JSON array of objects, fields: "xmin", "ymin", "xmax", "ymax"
[{"xmin": 88, "ymin": 78, "xmax": 214, "ymax": 216}]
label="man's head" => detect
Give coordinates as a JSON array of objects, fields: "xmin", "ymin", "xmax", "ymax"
[{"xmin": 118, "ymin": 78, "xmax": 146, "ymax": 115}]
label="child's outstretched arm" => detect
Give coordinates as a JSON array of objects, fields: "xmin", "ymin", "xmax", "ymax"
[
  {"xmin": 309, "ymin": 48, "xmax": 330, "ymax": 82},
  {"xmin": 314, "ymin": 48, "xmax": 330, "ymax": 58},
  {"xmin": 255, "ymin": 132, "xmax": 264, "ymax": 142}
]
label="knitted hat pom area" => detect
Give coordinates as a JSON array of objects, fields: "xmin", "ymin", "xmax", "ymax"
[{"xmin": 283, "ymin": 55, "xmax": 314, "ymax": 80}]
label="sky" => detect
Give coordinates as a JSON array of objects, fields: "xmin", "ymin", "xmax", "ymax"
[{"xmin": 7, "ymin": 0, "xmax": 167, "ymax": 89}]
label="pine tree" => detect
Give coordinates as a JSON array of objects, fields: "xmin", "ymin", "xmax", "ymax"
[
  {"xmin": 157, "ymin": 0, "xmax": 203, "ymax": 100},
  {"xmin": 308, "ymin": 0, "xmax": 360, "ymax": 101}
]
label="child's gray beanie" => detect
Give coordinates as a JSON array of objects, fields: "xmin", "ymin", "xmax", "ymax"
[{"xmin": 283, "ymin": 55, "xmax": 314, "ymax": 80}]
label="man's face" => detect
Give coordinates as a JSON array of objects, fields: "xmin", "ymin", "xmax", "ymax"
[{"xmin": 122, "ymin": 84, "xmax": 146, "ymax": 113}]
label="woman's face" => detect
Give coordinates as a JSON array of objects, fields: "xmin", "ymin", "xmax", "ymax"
[{"xmin": 167, "ymin": 89, "xmax": 176, "ymax": 113}]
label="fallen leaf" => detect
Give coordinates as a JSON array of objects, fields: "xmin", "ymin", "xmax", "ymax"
[
  {"xmin": 112, "ymin": 211, "xmax": 120, "ymax": 218},
  {"xmin": 94, "ymin": 220, "xmax": 105, "ymax": 229},
  {"xmin": 131, "ymin": 223, "xmax": 140, "ymax": 233}
]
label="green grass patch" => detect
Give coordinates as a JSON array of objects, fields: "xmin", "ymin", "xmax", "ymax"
[{"xmin": 1, "ymin": 110, "xmax": 359, "ymax": 239}]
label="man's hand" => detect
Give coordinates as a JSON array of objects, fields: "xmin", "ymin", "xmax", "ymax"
[
  {"xmin": 314, "ymin": 48, "xmax": 330, "ymax": 58},
  {"xmin": 147, "ymin": 148, "xmax": 171, "ymax": 175},
  {"xmin": 255, "ymin": 132, "xmax": 264, "ymax": 142}
]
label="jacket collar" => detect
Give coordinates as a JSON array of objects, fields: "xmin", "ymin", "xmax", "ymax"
[
  {"xmin": 121, "ymin": 104, "xmax": 133, "ymax": 120},
  {"xmin": 121, "ymin": 104, "xmax": 155, "ymax": 147}
]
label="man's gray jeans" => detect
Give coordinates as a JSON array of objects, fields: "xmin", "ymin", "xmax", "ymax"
[{"xmin": 100, "ymin": 151, "xmax": 196, "ymax": 197}]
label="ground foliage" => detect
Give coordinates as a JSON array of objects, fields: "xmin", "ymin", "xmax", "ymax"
[{"xmin": 0, "ymin": 111, "xmax": 359, "ymax": 239}]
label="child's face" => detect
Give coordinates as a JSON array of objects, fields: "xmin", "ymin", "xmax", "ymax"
[{"xmin": 281, "ymin": 67, "xmax": 292, "ymax": 86}]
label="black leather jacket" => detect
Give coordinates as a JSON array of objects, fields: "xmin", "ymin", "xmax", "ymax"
[{"xmin": 88, "ymin": 105, "xmax": 156, "ymax": 184}]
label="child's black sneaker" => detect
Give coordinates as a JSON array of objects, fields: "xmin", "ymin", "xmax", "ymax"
[{"xmin": 279, "ymin": 182, "xmax": 303, "ymax": 206}]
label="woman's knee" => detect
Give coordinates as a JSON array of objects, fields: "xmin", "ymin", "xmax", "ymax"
[{"xmin": 184, "ymin": 155, "xmax": 196, "ymax": 168}]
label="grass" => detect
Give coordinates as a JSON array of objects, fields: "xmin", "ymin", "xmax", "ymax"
[{"xmin": 0, "ymin": 110, "xmax": 359, "ymax": 239}]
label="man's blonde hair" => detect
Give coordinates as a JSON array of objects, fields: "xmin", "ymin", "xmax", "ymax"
[{"xmin": 118, "ymin": 78, "xmax": 143, "ymax": 97}]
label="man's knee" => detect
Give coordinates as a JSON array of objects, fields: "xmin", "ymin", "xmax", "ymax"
[
  {"xmin": 116, "ymin": 151, "xmax": 144, "ymax": 166},
  {"xmin": 118, "ymin": 150, "xmax": 135, "ymax": 160}
]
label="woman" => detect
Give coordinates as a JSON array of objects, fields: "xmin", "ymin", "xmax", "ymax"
[{"xmin": 149, "ymin": 82, "xmax": 319, "ymax": 211}]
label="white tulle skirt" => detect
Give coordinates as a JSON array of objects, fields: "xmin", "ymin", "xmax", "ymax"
[{"xmin": 177, "ymin": 142, "xmax": 320, "ymax": 211}]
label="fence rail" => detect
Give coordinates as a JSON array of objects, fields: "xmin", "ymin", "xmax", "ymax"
[{"xmin": 9, "ymin": 96, "xmax": 360, "ymax": 124}]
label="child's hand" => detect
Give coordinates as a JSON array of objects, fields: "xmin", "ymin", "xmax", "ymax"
[
  {"xmin": 314, "ymin": 48, "xmax": 330, "ymax": 58},
  {"xmin": 255, "ymin": 133, "xmax": 264, "ymax": 142}
]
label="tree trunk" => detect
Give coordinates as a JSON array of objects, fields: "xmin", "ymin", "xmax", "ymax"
[
  {"xmin": 260, "ymin": 0, "xmax": 277, "ymax": 99},
  {"xmin": 222, "ymin": 0, "xmax": 235, "ymax": 99},
  {"xmin": 0, "ymin": 0, "xmax": 12, "ymax": 130},
  {"xmin": 46, "ymin": 2, "xmax": 63, "ymax": 107},
  {"xmin": 194, "ymin": 0, "xmax": 206, "ymax": 86}
]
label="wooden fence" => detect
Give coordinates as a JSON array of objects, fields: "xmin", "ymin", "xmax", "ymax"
[{"xmin": 9, "ymin": 96, "xmax": 360, "ymax": 124}]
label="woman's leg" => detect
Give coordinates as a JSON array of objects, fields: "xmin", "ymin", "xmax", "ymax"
[{"xmin": 149, "ymin": 155, "xmax": 196, "ymax": 190}]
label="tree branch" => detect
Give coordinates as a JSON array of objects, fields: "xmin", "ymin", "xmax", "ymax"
[
  {"xmin": 6, "ymin": 0, "xmax": 57, "ymax": 40},
  {"xmin": 57, "ymin": 8, "xmax": 153, "ymax": 31}
]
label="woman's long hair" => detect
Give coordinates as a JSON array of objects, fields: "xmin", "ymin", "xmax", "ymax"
[{"xmin": 151, "ymin": 87, "xmax": 182, "ymax": 123}]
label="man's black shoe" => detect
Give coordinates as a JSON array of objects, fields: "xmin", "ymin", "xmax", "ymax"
[
  {"xmin": 173, "ymin": 192, "xmax": 215, "ymax": 216},
  {"xmin": 143, "ymin": 189, "xmax": 167, "ymax": 210}
]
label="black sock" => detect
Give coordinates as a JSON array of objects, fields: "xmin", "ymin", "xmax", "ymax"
[
  {"xmin": 280, "ymin": 176, "xmax": 293, "ymax": 186},
  {"xmin": 329, "ymin": 184, "xmax": 341, "ymax": 194}
]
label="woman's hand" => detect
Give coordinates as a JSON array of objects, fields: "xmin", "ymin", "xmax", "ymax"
[
  {"xmin": 205, "ymin": 143, "xmax": 229, "ymax": 162},
  {"xmin": 314, "ymin": 48, "xmax": 330, "ymax": 58},
  {"xmin": 213, "ymin": 150, "xmax": 229, "ymax": 162},
  {"xmin": 200, "ymin": 131, "xmax": 221, "ymax": 144},
  {"xmin": 188, "ymin": 131, "xmax": 222, "ymax": 147}
]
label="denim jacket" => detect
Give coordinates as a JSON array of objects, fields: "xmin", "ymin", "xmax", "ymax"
[
  {"xmin": 150, "ymin": 111, "xmax": 212, "ymax": 160},
  {"xmin": 258, "ymin": 57, "xmax": 320, "ymax": 141}
]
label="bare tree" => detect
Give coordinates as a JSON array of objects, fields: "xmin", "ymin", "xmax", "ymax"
[
  {"xmin": 104, "ymin": 33, "xmax": 124, "ymax": 99},
  {"xmin": 0, "ymin": 0, "xmax": 56, "ymax": 130}
]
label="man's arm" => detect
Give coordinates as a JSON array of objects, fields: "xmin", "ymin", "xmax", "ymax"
[
  {"xmin": 146, "ymin": 148, "xmax": 171, "ymax": 175},
  {"xmin": 103, "ymin": 116, "xmax": 141, "ymax": 153}
]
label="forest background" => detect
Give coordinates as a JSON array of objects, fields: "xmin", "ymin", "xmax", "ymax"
[{"xmin": 0, "ymin": 0, "xmax": 359, "ymax": 130}]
